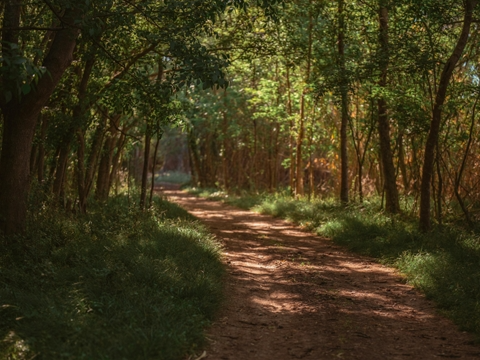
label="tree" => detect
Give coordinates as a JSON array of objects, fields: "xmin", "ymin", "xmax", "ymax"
[
  {"xmin": 419, "ymin": 0, "xmax": 478, "ymax": 231},
  {"xmin": 0, "ymin": 3, "xmax": 81, "ymax": 234},
  {"xmin": 377, "ymin": 2, "xmax": 400, "ymax": 213}
]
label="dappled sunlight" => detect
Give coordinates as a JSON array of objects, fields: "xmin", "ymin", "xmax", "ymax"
[
  {"xmin": 167, "ymin": 191, "xmax": 480, "ymax": 359},
  {"xmin": 1, "ymin": 331, "xmax": 31, "ymax": 359}
]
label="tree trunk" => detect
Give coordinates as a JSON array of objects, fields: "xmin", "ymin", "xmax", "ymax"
[
  {"xmin": 419, "ymin": 0, "xmax": 476, "ymax": 231},
  {"xmin": 222, "ymin": 90, "xmax": 229, "ymax": 190},
  {"xmin": 140, "ymin": 128, "xmax": 152, "ymax": 209},
  {"xmin": 286, "ymin": 65, "xmax": 295, "ymax": 195},
  {"xmin": 377, "ymin": 4, "xmax": 400, "ymax": 213},
  {"xmin": 149, "ymin": 135, "xmax": 161, "ymax": 206},
  {"xmin": 295, "ymin": 8, "xmax": 313, "ymax": 197},
  {"xmin": 338, "ymin": 0, "xmax": 349, "ymax": 204},
  {"xmin": 76, "ymin": 130, "xmax": 88, "ymax": 213},
  {"xmin": 53, "ymin": 144, "xmax": 70, "ymax": 201},
  {"xmin": 107, "ymin": 133, "xmax": 127, "ymax": 196},
  {"xmin": 188, "ymin": 130, "xmax": 203, "ymax": 187},
  {"xmin": 37, "ymin": 115, "xmax": 49, "ymax": 183},
  {"xmin": 0, "ymin": 7, "xmax": 80, "ymax": 234},
  {"xmin": 398, "ymin": 132, "xmax": 409, "ymax": 193},
  {"xmin": 95, "ymin": 132, "xmax": 116, "ymax": 202},
  {"xmin": 84, "ymin": 119, "xmax": 107, "ymax": 198},
  {"xmin": 453, "ymin": 96, "xmax": 478, "ymax": 226}
]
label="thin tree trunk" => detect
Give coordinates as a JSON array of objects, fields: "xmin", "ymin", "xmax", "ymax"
[
  {"xmin": 53, "ymin": 143, "xmax": 70, "ymax": 201},
  {"xmin": 149, "ymin": 135, "xmax": 161, "ymax": 206},
  {"xmin": 295, "ymin": 7, "xmax": 313, "ymax": 197},
  {"xmin": 37, "ymin": 114, "xmax": 49, "ymax": 183},
  {"xmin": 435, "ymin": 144, "xmax": 442, "ymax": 225},
  {"xmin": 286, "ymin": 65, "xmax": 295, "ymax": 195},
  {"xmin": 140, "ymin": 127, "xmax": 151, "ymax": 210},
  {"xmin": 84, "ymin": 115, "xmax": 109, "ymax": 198},
  {"xmin": 453, "ymin": 96, "xmax": 478, "ymax": 225},
  {"xmin": 188, "ymin": 130, "xmax": 203, "ymax": 187},
  {"xmin": 398, "ymin": 132, "xmax": 409, "ymax": 193},
  {"xmin": 222, "ymin": 90, "xmax": 229, "ymax": 190},
  {"xmin": 107, "ymin": 133, "xmax": 127, "ymax": 196},
  {"xmin": 338, "ymin": 0, "xmax": 349, "ymax": 204},
  {"xmin": 76, "ymin": 129, "xmax": 87, "ymax": 213},
  {"xmin": 419, "ymin": 0, "xmax": 476, "ymax": 231},
  {"xmin": 95, "ymin": 127, "xmax": 118, "ymax": 202},
  {"xmin": 377, "ymin": 4, "xmax": 400, "ymax": 213}
]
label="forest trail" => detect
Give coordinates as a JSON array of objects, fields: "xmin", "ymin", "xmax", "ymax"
[{"xmin": 164, "ymin": 189, "xmax": 480, "ymax": 360}]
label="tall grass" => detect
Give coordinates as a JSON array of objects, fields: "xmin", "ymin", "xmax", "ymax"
[{"xmin": 0, "ymin": 195, "xmax": 224, "ymax": 359}]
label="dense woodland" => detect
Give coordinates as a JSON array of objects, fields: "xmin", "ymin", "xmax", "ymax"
[
  {"xmin": 1, "ymin": 0, "xmax": 480, "ymax": 234},
  {"xmin": 3, "ymin": 1, "xmax": 480, "ymax": 358}
]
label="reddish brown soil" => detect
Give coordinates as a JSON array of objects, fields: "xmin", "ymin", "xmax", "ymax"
[{"xmin": 164, "ymin": 189, "xmax": 480, "ymax": 360}]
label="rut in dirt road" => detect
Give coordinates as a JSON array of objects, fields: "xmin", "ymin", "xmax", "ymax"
[{"xmin": 164, "ymin": 190, "xmax": 480, "ymax": 360}]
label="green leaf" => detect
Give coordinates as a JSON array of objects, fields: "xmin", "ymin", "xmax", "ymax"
[{"xmin": 21, "ymin": 84, "xmax": 31, "ymax": 95}]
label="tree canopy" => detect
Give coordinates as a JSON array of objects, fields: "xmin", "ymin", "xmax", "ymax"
[{"xmin": 1, "ymin": 0, "xmax": 480, "ymax": 234}]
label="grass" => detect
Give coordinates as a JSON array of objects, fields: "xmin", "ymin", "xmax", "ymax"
[
  {"xmin": 155, "ymin": 171, "xmax": 191, "ymax": 184},
  {"xmin": 185, "ymin": 187, "xmax": 267, "ymax": 208},
  {"xmin": 185, "ymin": 187, "xmax": 228, "ymax": 202},
  {"xmin": 189, "ymin": 189, "xmax": 480, "ymax": 340},
  {"xmin": 0, "ymin": 195, "xmax": 224, "ymax": 359}
]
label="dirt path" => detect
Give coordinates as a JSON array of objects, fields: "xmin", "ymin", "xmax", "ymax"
[{"xmin": 165, "ymin": 189, "xmax": 480, "ymax": 360}]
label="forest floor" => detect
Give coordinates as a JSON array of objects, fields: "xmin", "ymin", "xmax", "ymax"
[{"xmin": 162, "ymin": 187, "xmax": 480, "ymax": 360}]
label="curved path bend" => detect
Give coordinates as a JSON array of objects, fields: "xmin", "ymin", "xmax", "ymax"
[{"xmin": 164, "ymin": 189, "xmax": 480, "ymax": 360}]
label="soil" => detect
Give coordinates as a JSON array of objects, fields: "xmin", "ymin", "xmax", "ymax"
[{"xmin": 163, "ymin": 187, "xmax": 480, "ymax": 360}]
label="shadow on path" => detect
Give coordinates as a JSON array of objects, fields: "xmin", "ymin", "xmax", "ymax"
[{"xmin": 165, "ymin": 190, "xmax": 480, "ymax": 360}]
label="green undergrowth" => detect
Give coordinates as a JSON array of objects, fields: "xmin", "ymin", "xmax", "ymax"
[
  {"xmin": 155, "ymin": 171, "xmax": 191, "ymax": 185},
  {"xmin": 0, "ymin": 195, "xmax": 224, "ymax": 359},
  {"xmin": 185, "ymin": 187, "xmax": 266, "ymax": 209},
  {"xmin": 189, "ymin": 188, "xmax": 480, "ymax": 339}
]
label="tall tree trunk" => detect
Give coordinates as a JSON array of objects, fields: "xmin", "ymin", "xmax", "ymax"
[
  {"xmin": 295, "ymin": 7, "xmax": 313, "ymax": 197},
  {"xmin": 37, "ymin": 115, "xmax": 49, "ymax": 183},
  {"xmin": 95, "ymin": 131, "xmax": 117, "ymax": 202},
  {"xmin": 140, "ymin": 127, "xmax": 152, "ymax": 209},
  {"xmin": 286, "ymin": 65, "xmax": 295, "ymax": 195},
  {"xmin": 453, "ymin": 96, "xmax": 478, "ymax": 226},
  {"xmin": 84, "ymin": 118, "xmax": 107, "ymax": 198},
  {"xmin": 419, "ymin": 0, "xmax": 477, "ymax": 231},
  {"xmin": 74, "ymin": 57, "xmax": 97, "ymax": 213},
  {"xmin": 398, "ymin": 132, "xmax": 409, "ymax": 193},
  {"xmin": 338, "ymin": 0, "xmax": 349, "ymax": 204},
  {"xmin": 435, "ymin": 144, "xmax": 442, "ymax": 225},
  {"xmin": 188, "ymin": 130, "xmax": 203, "ymax": 187},
  {"xmin": 222, "ymin": 90, "xmax": 229, "ymax": 190},
  {"xmin": 107, "ymin": 133, "xmax": 127, "ymax": 196},
  {"xmin": 149, "ymin": 135, "xmax": 161, "ymax": 206},
  {"xmin": 377, "ymin": 4, "xmax": 400, "ymax": 213},
  {"xmin": 0, "ymin": 7, "xmax": 80, "ymax": 234},
  {"xmin": 76, "ymin": 130, "xmax": 88, "ymax": 213}
]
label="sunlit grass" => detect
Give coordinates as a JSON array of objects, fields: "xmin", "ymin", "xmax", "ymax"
[
  {"xmin": 185, "ymin": 187, "xmax": 228, "ymax": 201},
  {"xmin": 155, "ymin": 171, "xmax": 191, "ymax": 184},
  {"xmin": 0, "ymin": 195, "xmax": 224, "ymax": 359}
]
